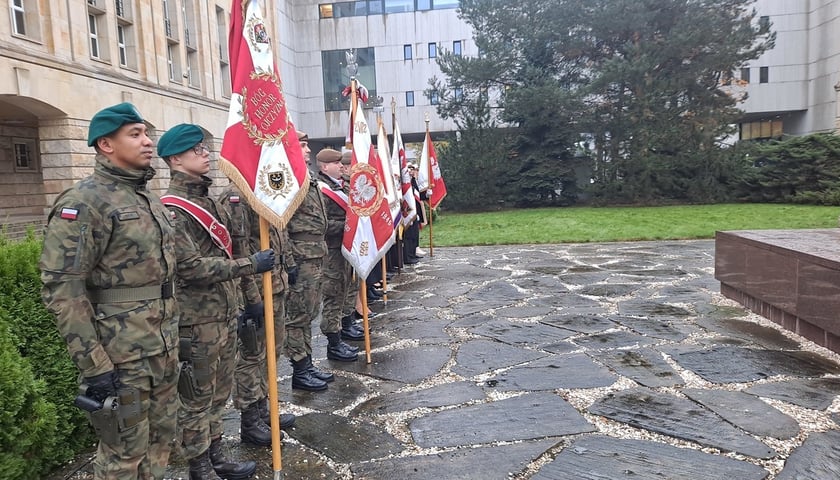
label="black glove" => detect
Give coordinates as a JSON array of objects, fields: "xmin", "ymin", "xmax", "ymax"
[
  {"xmin": 251, "ymin": 249, "xmax": 275, "ymax": 273},
  {"xmin": 286, "ymin": 265, "xmax": 299, "ymax": 285},
  {"xmin": 85, "ymin": 370, "xmax": 121, "ymax": 403},
  {"xmin": 243, "ymin": 302, "xmax": 265, "ymax": 329}
]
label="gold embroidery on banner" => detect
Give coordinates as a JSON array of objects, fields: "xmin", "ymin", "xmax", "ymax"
[
  {"xmin": 359, "ymin": 241, "xmax": 369, "ymax": 256},
  {"xmin": 258, "ymin": 163, "xmax": 292, "ymax": 200}
]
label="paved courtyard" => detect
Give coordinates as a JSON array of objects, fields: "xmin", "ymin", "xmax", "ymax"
[{"xmin": 57, "ymin": 240, "xmax": 840, "ymax": 479}]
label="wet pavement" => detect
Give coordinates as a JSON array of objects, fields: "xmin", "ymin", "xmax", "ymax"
[{"xmin": 56, "ymin": 241, "xmax": 840, "ymax": 479}]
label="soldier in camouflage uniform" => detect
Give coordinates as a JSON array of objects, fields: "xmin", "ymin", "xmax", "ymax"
[
  {"xmin": 158, "ymin": 124, "xmax": 274, "ymax": 480},
  {"xmin": 315, "ymin": 148, "xmax": 365, "ymax": 353},
  {"xmin": 220, "ymin": 184, "xmax": 297, "ymax": 446},
  {"xmin": 39, "ymin": 104, "xmax": 268, "ymax": 480},
  {"xmin": 284, "ymin": 132, "xmax": 337, "ymax": 391}
]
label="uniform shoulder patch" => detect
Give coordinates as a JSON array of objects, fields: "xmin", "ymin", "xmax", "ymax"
[
  {"xmin": 229, "ymin": 195, "xmax": 240, "ymax": 204},
  {"xmin": 60, "ymin": 207, "xmax": 79, "ymax": 220}
]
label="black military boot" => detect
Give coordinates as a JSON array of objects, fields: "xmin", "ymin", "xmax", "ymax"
[
  {"xmin": 189, "ymin": 450, "xmax": 222, "ymax": 480},
  {"xmin": 340, "ymin": 314, "xmax": 365, "ymax": 341},
  {"xmin": 240, "ymin": 401, "xmax": 276, "ymax": 446},
  {"xmin": 291, "ymin": 357, "xmax": 328, "ymax": 391},
  {"xmin": 306, "ymin": 355, "xmax": 335, "ymax": 383},
  {"xmin": 208, "ymin": 436, "xmax": 257, "ymax": 480},
  {"xmin": 326, "ymin": 333, "xmax": 359, "ymax": 362},
  {"xmin": 257, "ymin": 396, "xmax": 296, "ymax": 429}
]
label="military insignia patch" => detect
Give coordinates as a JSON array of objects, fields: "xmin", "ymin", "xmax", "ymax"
[
  {"xmin": 257, "ymin": 163, "xmax": 293, "ymax": 200},
  {"xmin": 60, "ymin": 207, "xmax": 78, "ymax": 220},
  {"xmin": 229, "ymin": 195, "xmax": 240, "ymax": 203}
]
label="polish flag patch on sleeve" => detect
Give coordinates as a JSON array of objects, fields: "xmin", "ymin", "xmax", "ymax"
[
  {"xmin": 229, "ymin": 195, "xmax": 240, "ymax": 204},
  {"xmin": 60, "ymin": 207, "xmax": 79, "ymax": 220}
]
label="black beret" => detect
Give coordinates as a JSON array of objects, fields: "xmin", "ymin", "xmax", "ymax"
[
  {"xmin": 157, "ymin": 124, "xmax": 204, "ymax": 157},
  {"xmin": 87, "ymin": 102, "xmax": 145, "ymax": 146}
]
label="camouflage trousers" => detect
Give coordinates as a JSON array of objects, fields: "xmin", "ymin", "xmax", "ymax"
[
  {"xmin": 177, "ymin": 318, "xmax": 237, "ymax": 460},
  {"xmin": 321, "ymin": 247, "xmax": 352, "ymax": 335},
  {"xmin": 285, "ymin": 256, "xmax": 323, "ymax": 362},
  {"xmin": 233, "ymin": 290, "xmax": 288, "ymax": 410},
  {"xmin": 93, "ymin": 350, "xmax": 179, "ymax": 480}
]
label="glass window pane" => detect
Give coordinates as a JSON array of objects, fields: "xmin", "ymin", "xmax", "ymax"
[
  {"xmin": 432, "ymin": 0, "xmax": 458, "ymax": 9},
  {"xmin": 368, "ymin": 0, "xmax": 383, "ymax": 14},
  {"xmin": 404, "ymin": 44, "xmax": 412, "ymax": 60},
  {"xmin": 406, "ymin": 91, "xmax": 414, "ymax": 106},
  {"xmin": 453, "ymin": 40, "xmax": 461, "ymax": 56},
  {"xmin": 771, "ymin": 119, "xmax": 783, "ymax": 137},
  {"xmin": 322, "ymin": 47, "xmax": 377, "ymax": 111},
  {"xmin": 428, "ymin": 42, "xmax": 436, "ymax": 58},
  {"xmin": 417, "ymin": 0, "xmax": 431, "ymax": 9},
  {"xmin": 384, "ymin": 0, "xmax": 412, "ymax": 13},
  {"xmin": 319, "ymin": 4, "xmax": 334, "ymax": 18}
]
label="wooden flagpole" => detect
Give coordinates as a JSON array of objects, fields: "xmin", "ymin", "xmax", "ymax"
[
  {"xmin": 425, "ymin": 114, "xmax": 434, "ymax": 257},
  {"xmin": 391, "ymin": 97, "xmax": 403, "ymax": 273},
  {"xmin": 258, "ymin": 218, "xmax": 283, "ymax": 475},
  {"xmin": 350, "ymin": 77, "xmax": 373, "ymax": 364}
]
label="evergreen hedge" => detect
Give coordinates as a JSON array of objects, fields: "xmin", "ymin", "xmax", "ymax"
[{"xmin": 0, "ymin": 233, "xmax": 95, "ymax": 479}]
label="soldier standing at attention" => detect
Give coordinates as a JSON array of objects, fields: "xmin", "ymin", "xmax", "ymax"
[
  {"xmin": 39, "ymin": 104, "xmax": 267, "ymax": 479},
  {"xmin": 157, "ymin": 124, "xmax": 274, "ymax": 480},
  {"xmin": 316, "ymin": 148, "xmax": 365, "ymax": 349},
  {"xmin": 284, "ymin": 131, "xmax": 337, "ymax": 391},
  {"xmin": 220, "ymin": 183, "xmax": 298, "ymax": 446}
]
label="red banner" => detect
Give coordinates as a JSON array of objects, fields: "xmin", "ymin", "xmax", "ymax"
[
  {"xmin": 218, "ymin": 0, "xmax": 309, "ymax": 228},
  {"xmin": 418, "ymin": 130, "xmax": 447, "ymax": 210},
  {"xmin": 342, "ymin": 85, "xmax": 395, "ymax": 278}
]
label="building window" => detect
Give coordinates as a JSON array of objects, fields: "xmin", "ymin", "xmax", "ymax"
[
  {"xmin": 163, "ymin": 0, "xmax": 178, "ymax": 40},
  {"xmin": 319, "ymin": 4, "xmax": 333, "ymax": 18},
  {"xmin": 405, "ymin": 91, "xmax": 414, "ymax": 107},
  {"xmin": 428, "ymin": 42, "xmax": 437, "ymax": 59},
  {"xmin": 740, "ymin": 67, "xmax": 750, "ymax": 84},
  {"xmin": 217, "ymin": 6, "xmax": 231, "ymax": 97},
  {"xmin": 117, "ymin": 25, "xmax": 128, "ymax": 66},
  {"xmin": 88, "ymin": 14, "xmax": 101, "ymax": 59},
  {"xmin": 13, "ymin": 139, "xmax": 38, "ymax": 172},
  {"xmin": 115, "ymin": 0, "xmax": 131, "ymax": 18},
  {"xmin": 759, "ymin": 66, "xmax": 768, "ymax": 84},
  {"xmin": 368, "ymin": 0, "xmax": 383, "ymax": 14},
  {"xmin": 383, "ymin": 0, "xmax": 412, "ymax": 13},
  {"xmin": 403, "ymin": 44, "xmax": 412, "ymax": 60},
  {"xmin": 454, "ymin": 87, "xmax": 463, "ymax": 101},
  {"xmin": 416, "ymin": 0, "xmax": 431, "ymax": 10},
  {"xmin": 322, "ymin": 47, "xmax": 377, "ymax": 111},
  {"xmin": 741, "ymin": 119, "xmax": 782, "ymax": 141},
  {"xmin": 11, "ymin": 0, "xmax": 26, "ymax": 35},
  {"xmin": 167, "ymin": 44, "xmax": 182, "ymax": 81},
  {"xmin": 759, "ymin": 15, "xmax": 770, "ymax": 30},
  {"xmin": 453, "ymin": 40, "xmax": 462, "ymax": 56},
  {"xmin": 429, "ymin": 91, "xmax": 439, "ymax": 105},
  {"xmin": 432, "ymin": 0, "xmax": 458, "ymax": 9}
]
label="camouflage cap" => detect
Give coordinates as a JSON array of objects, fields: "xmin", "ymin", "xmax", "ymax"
[
  {"xmin": 316, "ymin": 148, "xmax": 342, "ymax": 163},
  {"xmin": 157, "ymin": 123, "xmax": 204, "ymax": 157},
  {"xmin": 87, "ymin": 102, "xmax": 145, "ymax": 146},
  {"xmin": 340, "ymin": 150, "xmax": 352, "ymax": 165}
]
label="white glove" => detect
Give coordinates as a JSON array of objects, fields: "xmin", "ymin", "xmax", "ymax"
[{"xmin": 428, "ymin": 189, "xmax": 433, "ymax": 195}]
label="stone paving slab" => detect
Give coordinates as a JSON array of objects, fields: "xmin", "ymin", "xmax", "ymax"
[
  {"xmin": 745, "ymin": 377, "xmax": 840, "ymax": 410},
  {"xmin": 351, "ymin": 382, "xmax": 486, "ymax": 416},
  {"xmin": 589, "ymin": 388, "xmax": 776, "ymax": 458},
  {"xmin": 593, "ymin": 348, "xmax": 683, "ymax": 388},
  {"xmin": 776, "ymin": 429, "xmax": 840, "ymax": 479},
  {"xmin": 451, "ymin": 338, "xmax": 545, "ymax": 378},
  {"xmin": 533, "ymin": 435, "xmax": 769, "ymax": 480},
  {"xmin": 470, "ymin": 317, "xmax": 578, "ymax": 347},
  {"xmin": 334, "ymin": 344, "xmax": 451, "ymax": 384},
  {"xmin": 289, "ymin": 413, "xmax": 404, "ymax": 463},
  {"xmin": 485, "ymin": 353, "xmax": 618, "ymax": 391},
  {"xmin": 410, "ymin": 392, "xmax": 595, "ymax": 448},
  {"xmin": 351, "ymin": 438, "xmax": 558, "ymax": 480},
  {"xmin": 682, "ymin": 388, "xmax": 800, "ymax": 439}
]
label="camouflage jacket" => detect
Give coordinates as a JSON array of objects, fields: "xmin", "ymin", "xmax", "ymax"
[
  {"xmin": 40, "ymin": 155, "xmax": 179, "ymax": 377},
  {"xmin": 164, "ymin": 171, "xmax": 258, "ymax": 325},
  {"xmin": 286, "ymin": 178, "xmax": 328, "ymax": 260},
  {"xmin": 219, "ymin": 184, "xmax": 295, "ymax": 298},
  {"xmin": 317, "ymin": 171, "xmax": 347, "ymax": 249}
]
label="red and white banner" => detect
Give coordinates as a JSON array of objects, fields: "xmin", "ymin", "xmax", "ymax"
[
  {"xmin": 218, "ymin": 0, "xmax": 309, "ymax": 228},
  {"xmin": 342, "ymin": 85, "xmax": 395, "ymax": 279},
  {"xmin": 391, "ymin": 120, "xmax": 417, "ymax": 227},
  {"xmin": 417, "ymin": 130, "xmax": 447, "ymax": 209},
  {"xmin": 376, "ymin": 120, "xmax": 401, "ymax": 226}
]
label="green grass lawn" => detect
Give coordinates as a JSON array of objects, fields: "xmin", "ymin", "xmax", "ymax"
[{"xmin": 419, "ymin": 204, "xmax": 840, "ymax": 247}]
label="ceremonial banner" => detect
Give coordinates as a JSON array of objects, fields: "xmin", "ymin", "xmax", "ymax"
[
  {"xmin": 342, "ymin": 85, "xmax": 396, "ymax": 278},
  {"xmin": 391, "ymin": 120, "xmax": 417, "ymax": 227},
  {"xmin": 417, "ymin": 129, "xmax": 448, "ymax": 209},
  {"xmin": 376, "ymin": 120, "xmax": 401, "ymax": 226},
  {"xmin": 219, "ymin": 0, "xmax": 309, "ymax": 228}
]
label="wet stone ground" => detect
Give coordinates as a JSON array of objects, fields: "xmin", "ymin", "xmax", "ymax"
[{"xmin": 53, "ymin": 240, "xmax": 840, "ymax": 479}]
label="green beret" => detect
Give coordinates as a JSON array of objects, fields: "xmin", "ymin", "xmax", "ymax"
[
  {"xmin": 340, "ymin": 150, "xmax": 352, "ymax": 165},
  {"xmin": 316, "ymin": 148, "xmax": 342, "ymax": 163},
  {"xmin": 157, "ymin": 123, "xmax": 204, "ymax": 158},
  {"xmin": 87, "ymin": 102, "xmax": 145, "ymax": 146}
]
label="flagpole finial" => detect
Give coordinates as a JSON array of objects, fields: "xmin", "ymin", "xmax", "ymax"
[
  {"xmin": 345, "ymin": 49, "xmax": 358, "ymax": 79},
  {"xmin": 424, "ymin": 112, "xmax": 430, "ymax": 124},
  {"xmin": 390, "ymin": 97, "xmax": 396, "ymax": 115}
]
